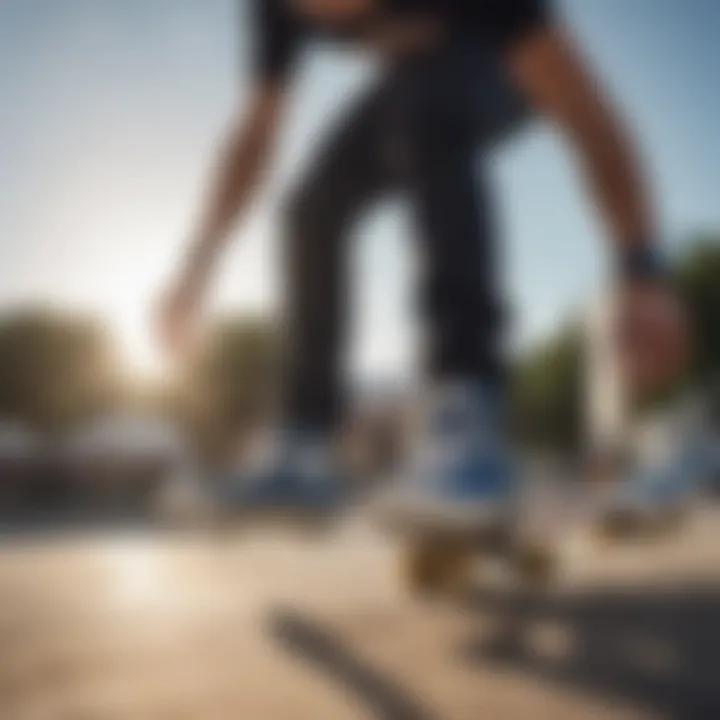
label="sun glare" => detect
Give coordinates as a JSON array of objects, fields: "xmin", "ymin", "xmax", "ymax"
[{"xmin": 107, "ymin": 540, "xmax": 167, "ymax": 609}]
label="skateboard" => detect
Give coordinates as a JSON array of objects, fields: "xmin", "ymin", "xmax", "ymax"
[
  {"xmin": 395, "ymin": 474, "xmax": 699, "ymax": 596},
  {"xmin": 401, "ymin": 524, "xmax": 559, "ymax": 594},
  {"xmin": 385, "ymin": 482, "xmax": 611, "ymax": 596}
]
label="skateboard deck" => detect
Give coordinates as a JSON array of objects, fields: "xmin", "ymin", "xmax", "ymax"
[
  {"xmin": 394, "ymin": 475, "xmax": 697, "ymax": 596},
  {"xmin": 388, "ymin": 481, "xmax": 614, "ymax": 595}
]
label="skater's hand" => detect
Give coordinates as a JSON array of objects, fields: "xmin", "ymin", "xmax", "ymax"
[
  {"xmin": 615, "ymin": 279, "xmax": 691, "ymax": 397},
  {"xmin": 155, "ymin": 271, "xmax": 205, "ymax": 362}
]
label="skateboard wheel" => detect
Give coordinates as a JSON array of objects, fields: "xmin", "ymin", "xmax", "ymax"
[
  {"xmin": 403, "ymin": 539, "xmax": 473, "ymax": 595},
  {"xmin": 514, "ymin": 545, "xmax": 557, "ymax": 588},
  {"xmin": 598, "ymin": 511, "xmax": 644, "ymax": 541}
]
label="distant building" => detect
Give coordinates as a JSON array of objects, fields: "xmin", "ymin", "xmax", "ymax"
[
  {"xmin": 0, "ymin": 421, "xmax": 43, "ymax": 511},
  {"xmin": 62, "ymin": 414, "xmax": 189, "ymax": 510}
]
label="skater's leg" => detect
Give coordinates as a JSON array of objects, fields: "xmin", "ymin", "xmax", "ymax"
[
  {"xmin": 398, "ymin": 43, "xmax": 528, "ymax": 387},
  {"xmin": 283, "ymin": 87, "xmax": 391, "ymax": 432},
  {"xmin": 223, "ymin": 86, "xmax": 392, "ymax": 514},
  {"xmin": 413, "ymin": 149, "xmax": 504, "ymax": 387},
  {"xmin": 378, "ymin": 42, "xmax": 529, "ymax": 527}
]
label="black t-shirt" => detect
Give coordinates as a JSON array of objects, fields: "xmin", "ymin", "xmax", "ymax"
[{"xmin": 252, "ymin": 0, "xmax": 553, "ymax": 83}]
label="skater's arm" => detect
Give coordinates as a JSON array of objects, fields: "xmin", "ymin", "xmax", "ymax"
[
  {"xmin": 508, "ymin": 26, "xmax": 690, "ymax": 397},
  {"xmin": 179, "ymin": 84, "xmax": 286, "ymax": 296},
  {"xmin": 157, "ymin": 83, "xmax": 286, "ymax": 357},
  {"xmin": 507, "ymin": 26, "xmax": 656, "ymax": 257}
]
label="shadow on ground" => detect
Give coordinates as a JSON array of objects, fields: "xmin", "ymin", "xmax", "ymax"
[
  {"xmin": 270, "ymin": 582, "xmax": 720, "ymax": 720},
  {"xmin": 460, "ymin": 583, "xmax": 720, "ymax": 719},
  {"xmin": 270, "ymin": 609, "xmax": 436, "ymax": 720}
]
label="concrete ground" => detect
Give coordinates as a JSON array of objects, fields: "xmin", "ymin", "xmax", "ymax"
[{"xmin": 0, "ymin": 507, "xmax": 719, "ymax": 720}]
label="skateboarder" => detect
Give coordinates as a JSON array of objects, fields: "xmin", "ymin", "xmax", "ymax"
[{"xmin": 158, "ymin": 0, "xmax": 688, "ymax": 526}]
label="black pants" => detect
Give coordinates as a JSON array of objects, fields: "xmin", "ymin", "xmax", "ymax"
[{"xmin": 283, "ymin": 40, "xmax": 530, "ymax": 431}]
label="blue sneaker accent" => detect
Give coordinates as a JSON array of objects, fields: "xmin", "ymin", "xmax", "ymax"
[
  {"xmin": 419, "ymin": 382, "xmax": 515, "ymax": 504},
  {"xmin": 217, "ymin": 430, "xmax": 348, "ymax": 517},
  {"xmin": 378, "ymin": 381, "xmax": 516, "ymax": 532}
]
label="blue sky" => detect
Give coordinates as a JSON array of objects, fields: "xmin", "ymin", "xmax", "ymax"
[{"xmin": 1, "ymin": 0, "xmax": 718, "ymax": 379}]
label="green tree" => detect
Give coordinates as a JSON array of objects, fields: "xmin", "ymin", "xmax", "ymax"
[
  {"xmin": 0, "ymin": 309, "xmax": 120, "ymax": 432},
  {"xmin": 513, "ymin": 324, "xmax": 583, "ymax": 452},
  {"xmin": 675, "ymin": 235, "xmax": 720, "ymax": 386}
]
